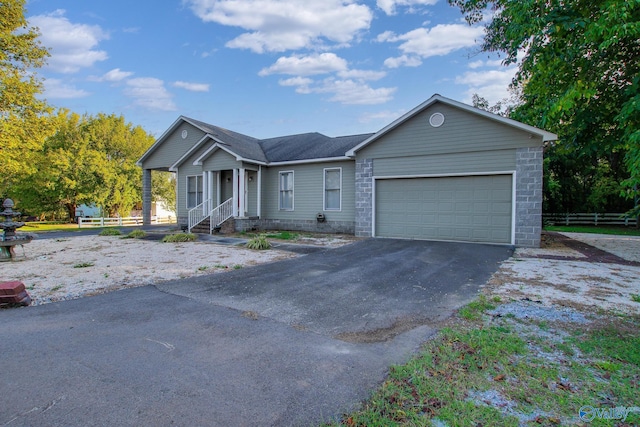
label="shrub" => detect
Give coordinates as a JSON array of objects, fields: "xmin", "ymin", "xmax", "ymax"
[
  {"xmin": 161, "ymin": 233, "xmax": 197, "ymax": 243},
  {"xmin": 246, "ymin": 234, "xmax": 271, "ymax": 250},
  {"xmin": 99, "ymin": 228, "xmax": 122, "ymax": 236},
  {"xmin": 124, "ymin": 229, "xmax": 147, "ymax": 239}
]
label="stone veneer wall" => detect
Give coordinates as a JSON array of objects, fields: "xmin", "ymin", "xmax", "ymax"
[
  {"xmin": 515, "ymin": 146, "xmax": 544, "ymax": 247},
  {"xmin": 234, "ymin": 218, "xmax": 355, "ymax": 234},
  {"xmin": 354, "ymin": 158, "xmax": 373, "ymax": 237}
]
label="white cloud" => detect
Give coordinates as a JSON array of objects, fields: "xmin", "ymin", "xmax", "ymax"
[
  {"xmin": 29, "ymin": 10, "xmax": 109, "ymax": 73},
  {"xmin": 278, "ymin": 77, "xmax": 314, "ymax": 94},
  {"xmin": 89, "ymin": 68, "xmax": 134, "ymax": 82},
  {"xmin": 383, "ymin": 55, "xmax": 422, "ymax": 68},
  {"xmin": 380, "ymin": 24, "xmax": 484, "ymax": 67},
  {"xmin": 43, "ymin": 79, "xmax": 91, "ymax": 99},
  {"xmin": 259, "ymin": 53, "xmax": 348, "ymax": 76},
  {"xmin": 337, "ymin": 69, "xmax": 386, "ymax": 81},
  {"xmin": 279, "ymin": 77, "xmax": 396, "ymax": 105},
  {"xmin": 184, "ymin": 0, "xmax": 373, "ymax": 53},
  {"xmin": 377, "ymin": 0, "xmax": 439, "ymax": 16},
  {"xmin": 173, "ymin": 81, "xmax": 211, "ymax": 92},
  {"xmin": 455, "ymin": 67, "xmax": 518, "ymax": 105},
  {"xmin": 125, "ymin": 77, "xmax": 177, "ymax": 111},
  {"xmin": 358, "ymin": 109, "xmax": 406, "ymax": 124},
  {"xmin": 319, "ymin": 79, "xmax": 396, "ymax": 105}
]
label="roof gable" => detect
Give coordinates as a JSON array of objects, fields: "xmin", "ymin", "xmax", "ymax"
[{"xmin": 346, "ymin": 94, "xmax": 557, "ymax": 156}]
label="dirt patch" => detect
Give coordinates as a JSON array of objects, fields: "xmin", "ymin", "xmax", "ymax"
[
  {"xmin": 2, "ymin": 235, "xmax": 296, "ymax": 306},
  {"xmin": 334, "ymin": 315, "xmax": 430, "ymax": 343},
  {"xmin": 486, "ymin": 234, "xmax": 640, "ymax": 316}
]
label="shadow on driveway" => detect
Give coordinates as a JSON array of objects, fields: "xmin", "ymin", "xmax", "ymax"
[{"xmin": 0, "ymin": 238, "xmax": 512, "ymax": 426}]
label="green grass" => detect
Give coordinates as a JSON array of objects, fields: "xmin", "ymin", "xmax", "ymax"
[
  {"xmin": 73, "ymin": 262, "xmax": 94, "ymax": 268},
  {"xmin": 544, "ymin": 225, "xmax": 640, "ymax": 236},
  {"xmin": 325, "ymin": 300, "xmax": 640, "ymax": 426},
  {"xmin": 246, "ymin": 234, "xmax": 271, "ymax": 250},
  {"xmin": 161, "ymin": 233, "xmax": 197, "ymax": 243},
  {"xmin": 98, "ymin": 228, "xmax": 122, "ymax": 236},
  {"xmin": 22, "ymin": 222, "xmax": 81, "ymax": 232},
  {"xmin": 631, "ymin": 294, "xmax": 640, "ymax": 303},
  {"xmin": 264, "ymin": 231, "xmax": 299, "ymax": 240},
  {"xmin": 122, "ymin": 229, "xmax": 147, "ymax": 239}
]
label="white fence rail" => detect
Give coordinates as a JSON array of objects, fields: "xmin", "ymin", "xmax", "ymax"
[
  {"xmin": 543, "ymin": 213, "xmax": 637, "ymax": 227},
  {"xmin": 78, "ymin": 216, "xmax": 175, "ymax": 228}
]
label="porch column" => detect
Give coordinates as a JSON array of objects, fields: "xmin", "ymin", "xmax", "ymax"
[
  {"xmin": 238, "ymin": 167, "xmax": 246, "ymax": 217},
  {"xmin": 257, "ymin": 165, "xmax": 262, "ymax": 217},
  {"xmin": 232, "ymin": 168, "xmax": 239, "ymax": 217},
  {"xmin": 202, "ymin": 171, "xmax": 208, "ymax": 215},
  {"xmin": 216, "ymin": 172, "xmax": 221, "ymax": 206},
  {"xmin": 142, "ymin": 169, "xmax": 152, "ymax": 225},
  {"xmin": 208, "ymin": 171, "xmax": 214, "ymax": 203}
]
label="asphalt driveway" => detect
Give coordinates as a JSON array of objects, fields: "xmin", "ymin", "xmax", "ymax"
[{"xmin": 0, "ymin": 238, "xmax": 512, "ymax": 426}]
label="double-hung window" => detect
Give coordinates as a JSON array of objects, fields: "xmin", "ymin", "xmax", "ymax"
[
  {"xmin": 324, "ymin": 168, "xmax": 341, "ymax": 211},
  {"xmin": 279, "ymin": 171, "xmax": 294, "ymax": 210},
  {"xmin": 186, "ymin": 175, "xmax": 203, "ymax": 208}
]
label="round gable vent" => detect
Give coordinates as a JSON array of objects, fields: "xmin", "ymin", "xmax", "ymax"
[
  {"xmin": 429, "ymin": 112, "xmax": 445, "ymax": 128},
  {"xmin": 181, "ymin": 130, "xmax": 188, "ymax": 139}
]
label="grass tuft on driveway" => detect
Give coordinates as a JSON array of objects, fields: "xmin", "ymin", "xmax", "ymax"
[{"xmin": 325, "ymin": 299, "xmax": 640, "ymax": 426}]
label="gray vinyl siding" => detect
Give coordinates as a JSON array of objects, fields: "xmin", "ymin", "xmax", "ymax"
[
  {"xmin": 247, "ymin": 170, "xmax": 258, "ymax": 217},
  {"xmin": 373, "ymin": 149, "xmax": 516, "ymax": 177},
  {"xmin": 202, "ymin": 150, "xmax": 239, "ymax": 171},
  {"xmin": 141, "ymin": 123, "xmax": 205, "ymax": 170},
  {"xmin": 357, "ymin": 103, "xmax": 540, "ymax": 160},
  {"xmin": 261, "ymin": 161, "xmax": 355, "ymax": 222},
  {"xmin": 175, "ymin": 143, "xmax": 214, "ymax": 220}
]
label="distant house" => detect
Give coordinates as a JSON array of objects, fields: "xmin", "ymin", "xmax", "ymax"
[{"xmin": 137, "ymin": 94, "xmax": 556, "ymax": 247}]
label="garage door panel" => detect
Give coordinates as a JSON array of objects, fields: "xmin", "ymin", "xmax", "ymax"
[{"xmin": 376, "ymin": 175, "xmax": 512, "ymax": 244}]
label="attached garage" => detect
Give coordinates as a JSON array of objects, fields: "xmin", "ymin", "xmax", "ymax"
[
  {"xmin": 348, "ymin": 95, "xmax": 558, "ymax": 247},
  {"xmin": 374, "ymin": 174, "xmax": 513, "ymax": 244}
]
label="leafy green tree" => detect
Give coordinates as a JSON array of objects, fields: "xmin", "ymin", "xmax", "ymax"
[
  {"xmin": 11, "ymin": 111, "xmax": 155, "ymax": 220},
  {"xmin": 152, "ymin": 171, "xmax": 177, "ymax": 213},
  {"xmin": 0, "ymin": 0, "xmax": 54, "ymax": 192},
  {"xmin": 450, "ymin": 0, "xmax": 639, "ymax": 214}
]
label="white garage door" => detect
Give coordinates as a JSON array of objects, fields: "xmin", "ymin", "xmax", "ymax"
[{"xmin": 375, "ymin": 175, "xmax": 512, "ymax": 244}]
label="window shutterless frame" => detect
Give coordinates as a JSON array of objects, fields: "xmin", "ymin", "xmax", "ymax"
[
  {"xmin": 278, "ymin": 170, "xmax": 294, "ymax": 211},
  {"xmin": 186, "ymin": 175, "xmax": 203, "ymax": 209},
  {"xmin": 323, "ymin": 167, "xmax": 342, "ymax": 211}
]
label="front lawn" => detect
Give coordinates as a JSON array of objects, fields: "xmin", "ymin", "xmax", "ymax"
[
  {"xmin": 326, "ymin": 297, "xmax": 640, "ymax": 426},
  {"xmin": 544, "ymin": 225, "xmax": 640, "ymax": 236}
]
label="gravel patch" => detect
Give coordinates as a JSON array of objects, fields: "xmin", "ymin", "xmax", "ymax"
[
  {"xmin": 3, "ymin": 235, "xmax": 297, "ymax": 306},
  {"xmin": 488, "ymin": 300, "xmax": 589, "ymax": 324},
  {"xmin": 561, "ymin": 232, "xmax": 640, "ymax": 263}
]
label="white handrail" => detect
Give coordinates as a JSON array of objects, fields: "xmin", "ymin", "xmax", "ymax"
[
  {"xmin": 210, "ymin": 198, "xmax": 234, "ymax": 233},
  {"xmin": 188, "ymin": 198, "xmax": 214, "ymax": 232}
]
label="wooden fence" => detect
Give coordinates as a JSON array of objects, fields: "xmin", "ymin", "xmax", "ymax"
[
  {"xmin": 78, "ymin": 216, "xmax": 175, "ymax": 228},
  {"xmin": 543, "ymin": 213, "xmax": 637, "ymax": 227}
]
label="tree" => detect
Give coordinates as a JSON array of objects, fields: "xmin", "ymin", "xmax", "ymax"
[
  {"xmin": 450, "ymin": 0, "xmax": 640, "ymax": 214},
  {"xmin": 0, "ymin": 0, "xmax": 54, "ymax": 192},
  {"xmin": 11, "ymin": 111, "xmax": 155, "ymax": 220},
  {"xmin": 152, "ymin": 171, "xmax": 177, "ymax": 213}
]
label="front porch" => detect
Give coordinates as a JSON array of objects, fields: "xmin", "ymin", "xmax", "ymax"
[{"xmin": 185, "ymin": 167, "xmax": 262, "ymax": 234}]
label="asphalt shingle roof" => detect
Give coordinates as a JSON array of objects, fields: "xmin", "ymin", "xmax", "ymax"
[{"xmin": 185, "ymin": 117, "xmax": 373, "ymax": 163}]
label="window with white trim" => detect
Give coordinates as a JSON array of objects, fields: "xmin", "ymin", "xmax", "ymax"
[
  {"xmin": 186, "ymin": 175, "xmax": 203, "ymax": 208},
  {"xmin": 279, "ymin": 171, "xmax": 294, "ymax": 210},
  {"xmin": 324, "ymin": 167, "xmax": 341, "ymax": 211}
]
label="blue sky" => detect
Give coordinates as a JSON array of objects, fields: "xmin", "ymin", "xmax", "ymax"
[{"xmin": 26, "ymin": 0, "xmax": 516, "ymax": 138}]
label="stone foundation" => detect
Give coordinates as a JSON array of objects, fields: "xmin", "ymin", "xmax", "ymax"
[{"xmin": 235, "ymin": 218, "xmax": 355, "ymax": 234}]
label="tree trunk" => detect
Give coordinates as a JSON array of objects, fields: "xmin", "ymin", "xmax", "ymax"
[{"xmin": 65, "ymin": 203, "xmax": 76, "ymax": 223}]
